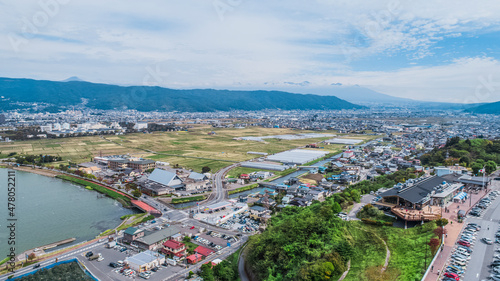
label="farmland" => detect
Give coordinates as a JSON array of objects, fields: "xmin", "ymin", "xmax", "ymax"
[{"xmin": 0, "ymin": 126, "xmax": 378, "ymax": 172}]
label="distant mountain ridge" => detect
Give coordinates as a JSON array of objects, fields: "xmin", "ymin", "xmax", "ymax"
[
  {"xmin": 267, "ymin": 84, "xmax": 483, "ymax": 109},
  {"xmin": 465, "ymin": 101, "xmax": 500, "ymax": 114},
  {"xmin": 0, "ymin": 77, "xmax": 365, "ymax": 112}
]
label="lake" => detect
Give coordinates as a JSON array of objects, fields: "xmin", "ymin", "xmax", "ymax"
[{"xmin": 0, "ymin": 169, "xmax": 136, "ymax": 256}]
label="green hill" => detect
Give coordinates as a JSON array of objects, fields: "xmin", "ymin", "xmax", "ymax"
[
  {"xmin": 465, "ymin": 101, "xmax": 500, "ymax": 114},
  {"xmin": 0, "ymin": 77, "xmax": 364, "ymax": 112}
]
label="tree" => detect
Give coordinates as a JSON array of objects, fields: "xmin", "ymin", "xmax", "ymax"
[
  {"xmin": 202, "ymin": 166, "xmax": 211, "ymax": 173},
  {"xmin": 350, "ymin": 189, "xmax": 361, "ymax": 202},
  {"xmin": 131, "ymin": 189, "xmax": 142, "ymax": 198},
  {"xmin": 428, "ymin": 238, "xmax": 440, "ymax": 255},
  {"xmin": 28, "ymin": 253, "xmax": 36, "ymax": 261},
  {"xmin": 183, "ymin": 236, "xmax": 191, "ymax": 243},
  {"xmin": 445, "ymin": 136, "xmax": 460, "ymax": 147},
  {"xmin": 188, "ymin": 271, "xmax": 194, "ymax": 278},
  {"xmin": 199, "ymin": 263, "xmax": 215, "ymax": 281},
  {"xmin": 435, "ymin": 218, "xmax": 448, "ymax": 228},
  {"xmin": 486, "ymin": 160, "xmax": 497, "ymax": 174},
  {"xmin": 332, "ymin": 202, "xmax": 342, "ymax": 214},
  {"xmin": 471, "ymin": 162, "xmax": 483, "ymax": 175},
  {"xmin": 434, "ymin": 227, "xmax": 447, "ymax": 239},
  {"xmin": 459, "ymin": 155, "xmax": 471, "ymax": 166}
]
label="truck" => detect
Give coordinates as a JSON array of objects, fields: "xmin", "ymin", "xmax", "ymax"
[
  {"xmin": 107, "ymin": 241, "xmax": 117, "ymax": 248},
  {"xmin": 89, "ymin": 253, "xmax": 101, "ymax": 261}
]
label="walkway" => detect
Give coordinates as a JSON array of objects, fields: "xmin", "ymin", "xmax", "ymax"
[
  {"xmin": 424, "ymin": 188, "xmax": 490, "ymax": 281},
  {"xmin": 338, "ymin": 260, "xmax": 351, "ymax": 281}
]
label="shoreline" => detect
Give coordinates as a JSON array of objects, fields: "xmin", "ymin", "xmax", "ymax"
[
  {"xmin": 0, "ymin": 164, "xmax": 61, "ymax": 178},
  {"xmin": 16, "ymin": 238, "xmax": 76, "ymax": 261}
]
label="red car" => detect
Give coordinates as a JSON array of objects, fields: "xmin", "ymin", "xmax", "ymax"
[
  {"xmin": 444, "ymin": 272, "xmax": 459, "ymax": 280},
  {"xmin": 457, "ymin": 240, "xmax": 470, "ymax": 247},
  {"xmin": 190, "ymin": 226, "xmax": 195, "ymax": 230}
]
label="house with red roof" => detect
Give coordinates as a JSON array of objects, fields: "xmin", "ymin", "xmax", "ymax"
[
  {"xmin": 186, "ymin": 253, "xmax": 202, "ymax": 264},
  {"xmin": 239, "ymin": 174, "xmax": 250, "ymax": 180},
  {"xmin": 194, "ymin": 245, "xmax": 215, "ymax": 257},
  {"xmin": 161, "ymin": 239, "xmax": 186, "ymax": 257}
]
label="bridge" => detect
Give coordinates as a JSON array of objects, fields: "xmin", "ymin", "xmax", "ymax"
[
  {"xmin": 131, "ymin": 200, "xmax": 162, "ymax": 217},
  {"xmin": 258, "ymin": 182, "xmax": 278, "ymax": 189},
  {"xmin": 297, "ymin": 166, "xmax": 320, "ymax": 170}
]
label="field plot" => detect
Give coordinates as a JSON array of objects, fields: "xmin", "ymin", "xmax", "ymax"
[
  {"xmin": 0, "ymin": 127, "xmax": 377, "ymax": 172},
  {"xmin": 0, "ymin": 136, "xmax": 143, "ymax": 163}
]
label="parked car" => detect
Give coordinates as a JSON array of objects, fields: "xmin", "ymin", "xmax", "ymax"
[
  {"xmin": 483, "ymin": 238, "xmax": 494, "ymax": 244},
  {"xmin": 85, "ymin": 251, "xmax": 93, "ymax": 258},
  {"xmin": 444, "ymin": 272, "xmax": 459, "ymax": 280},
  {"xmin": 457, "ymin": 240, "xmax": 470, "ymax": 247}
]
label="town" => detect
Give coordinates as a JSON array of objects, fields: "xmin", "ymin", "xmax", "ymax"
[
  {"xmin": 1, "ymin": 107, "xmax": 500, "ymax": 281},
  {"xmin": 2, "ymin": 1, "xmax": 499, "ymax": 281}
]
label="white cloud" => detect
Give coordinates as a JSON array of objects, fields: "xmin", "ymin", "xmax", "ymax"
[
  {"xmin": 1, "ymin": 0, "xmax": 500, "ymax": 102},
  {"xmin": 332, "ymin": 57, "xmax": 500, "ymax": 103}
]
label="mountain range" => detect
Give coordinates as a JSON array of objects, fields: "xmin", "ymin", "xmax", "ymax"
[
  {"xmin": 0, "ymin": 77, "xmax": 364, "ymax": 112},
  {"xmin": 464, "ymin": 101, "xmax": 500, "ymax": 114}
]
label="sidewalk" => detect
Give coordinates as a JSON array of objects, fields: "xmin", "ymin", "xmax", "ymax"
[{"xmin": 424, "ymin": 188, "xmax": 490, "ymax": 281}]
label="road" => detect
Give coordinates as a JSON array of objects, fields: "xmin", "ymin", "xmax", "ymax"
[
  {"xmin": 238, "ymin": 244, "xmax": 250, "ymax": 281},
  {"xmin": 0, "ymin": 241, "xmax": 108, "ymax": 281},
  {"xmin": 203, "ymin": 163, "xmax": 240, "ymax": 206},
  {"xmin": 461, "ymin": 177, "xmax": 500, "ymax": 280}
]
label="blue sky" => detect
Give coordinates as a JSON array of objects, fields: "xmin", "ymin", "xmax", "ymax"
[{"xmin": 1, "ymin": 0, "xmax": 500, "ymax": 103}]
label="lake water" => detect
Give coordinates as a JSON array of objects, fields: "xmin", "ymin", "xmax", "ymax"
[{"xmin": 0, "ymin": 169, "xmax": 136, "ymax": 257}]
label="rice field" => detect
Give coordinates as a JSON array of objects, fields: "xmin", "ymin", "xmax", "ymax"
[{"xmin": 0, "ymin": 127, "xmax": 378, "ymax": 171}]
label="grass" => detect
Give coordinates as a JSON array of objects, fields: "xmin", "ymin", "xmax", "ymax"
[
  {"xmin": 343, "ymin": 224, "xmax": 387, "ymax": 281},
  {"xmin": 342, "ymin": 221, "xmax": 438, "ymax": 281},
  {"xmin": 378, "ymin": 221, "xmax": 437, "ymax": 281},
  {"xmin": 302, "ymin": 152, "xmax": 339, "ymax": 166},
  {"xmin": 120, "ymin": 213, "xmax": 144, "ymax": 220},
  {"xmin": 12, "ymin": 261, "xmax": 93, "ymax": 281},
  {"xmin": 100, "ymin": 213, "xmax": 151, "ymax": 237},
  {"xmin": 171, "ymin": 195, "xmax": 206, "ymax": 204},
  {"xmin": 56, "ymin": 175, "xmax": 131, "ymax": 206},
  {"xmin": 228, "ymin": 183, "xmax": 259, "ymax": 195},
  {"xmin": 0, "ymin": 257, "xmax": 8, "ymax": 266},
  {"xmin": 226, "ymin": 166, "xmax": 291, "ymax": 179},
  {"xmin": 185, "ymin": 241, "xmax": 199, "ymax": 254}
]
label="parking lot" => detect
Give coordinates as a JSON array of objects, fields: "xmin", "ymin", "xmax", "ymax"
[
  {"xmin": 218, "ymin": 212, "xmax": 262, "ymax": 233},
  {"xmin": 80, "ymin": 243, "xmax": 186, "ymax": 281},
  {"xmin": 443, "ymin": 190, "xmax": 500, "ymax": 281}
]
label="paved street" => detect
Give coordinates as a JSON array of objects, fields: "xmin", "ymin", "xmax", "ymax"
[
  {"xmin": 0, "ymin": 240, "xmax": 107, "ymax": 281},
  {"xmin": 425, "ymin": 172, "xmax": 499, "ymax": 281},
  {"xmin": 461, "ymin": 179, "xmax": 500, "ymax": 280}
]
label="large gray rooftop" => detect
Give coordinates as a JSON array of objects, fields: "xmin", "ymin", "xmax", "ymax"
[{"xmin": 267, "ymin": 149, "xmax": 328, "ymax": 165}]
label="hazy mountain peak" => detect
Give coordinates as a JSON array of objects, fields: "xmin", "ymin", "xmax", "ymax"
[{"xmin": 61, "ymin": 76, "xmax": 84, "ymax": 82}]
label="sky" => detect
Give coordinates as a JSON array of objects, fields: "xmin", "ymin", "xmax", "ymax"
[{"xmin": 1, "ymin": 0, "xmax": 500, "ymax": 103}]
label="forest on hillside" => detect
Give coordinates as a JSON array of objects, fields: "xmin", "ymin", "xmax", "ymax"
[{"xmin": 420, "ymin": 137, "xmax": 499, "ymax": 174}]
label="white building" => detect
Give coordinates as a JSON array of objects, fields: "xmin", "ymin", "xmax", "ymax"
[
  {"xmin": 134, "ymin": 122, "xmax": 148, "ymax": 130},
  {"xmin": 342, "ymin": 150, "xmax": 354, "ymax": 158},
  {"xmin": 40, "ymin": 125, "xmax": 52, "ymax": 132},
  {"xmin": 52, "ymin": 123, "xmax": 62, "ymax": 130},
  {"xmin": 125, "ymin": 250, "xmax": 165, "ymax": 273},
  {"xmin": 62, "ymin": 122, "xmax": 71, "ymax": 130}
]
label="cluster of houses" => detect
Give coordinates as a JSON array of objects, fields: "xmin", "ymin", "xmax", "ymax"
[
  {"xmin": 121, "ymin": 225, "xmax": 218, "ymax": 273},
  {"xmin": 141, "ymin": 168, "xmax": 211, "ymax": 196}
]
